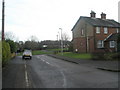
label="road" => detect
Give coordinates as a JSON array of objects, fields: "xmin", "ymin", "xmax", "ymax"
[{"xmin": 2, "ymin": 55, "xmax": 118, "ymax": 88}]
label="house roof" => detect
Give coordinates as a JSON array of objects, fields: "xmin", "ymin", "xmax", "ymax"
[
  {"xmin": 104, "ymin": 33, "xmax": 120, "ymax": 41},
  {"xmin": 72, "ymin": 16, "xmax": 120, "ymax": 31}
]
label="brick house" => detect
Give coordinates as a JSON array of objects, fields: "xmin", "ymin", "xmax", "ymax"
[{"xmin": 72, "ymin": 11, "xmax": 120, "ymax": 53}]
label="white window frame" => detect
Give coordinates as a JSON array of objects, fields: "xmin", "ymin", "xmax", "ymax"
[
  {"xmin": 116, "ymin": 28, "xmax": 119, "ymax": 33},
  {"xmin": 104, "ymin": 27, "xmax": 108, "ymax": 34},
  {"xmin": 81, "ymin": 29, "xmax": 84, "ymax": 36},
  {"xmin": 109, "ymin": 41, "xmax": 115, "ymax": 48},
  {"xmin": 96, "ymin": 27, "xmax": 100, "ymax": 34},
  {"xmin": 97, "ymin": 40, "xmax": 104, "ymax": 48}
]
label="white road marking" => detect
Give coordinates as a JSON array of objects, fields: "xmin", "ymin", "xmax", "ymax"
[
  {"xmin": 24, "ymin": 64, "xmax": 29, "ymax": 87},
  {"xmin": 37, "ymin": 55, "xmax": 67, "ymax": 87},
  {"xmin": 60, "ymin": 70, "xmax": 67, "ymax": 88},
  {"xmin": 41, "ymin": 55, "xmax": 67, "ymax": 87},
  {"xmin": 42, "ymin": 59, "xmax": 45, "ymax": 62},
  {"xmin": 46, "ymin": 62, "xmax": 50, "ymax": 64}
]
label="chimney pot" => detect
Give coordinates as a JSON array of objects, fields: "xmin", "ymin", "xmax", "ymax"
[
  {"xmin": 101, "ymin": 12, "xmax": 106, "ymax": 19},
  {"xmin": 90, "ymin": 10, "xmax": 96, "ymax": 18}
]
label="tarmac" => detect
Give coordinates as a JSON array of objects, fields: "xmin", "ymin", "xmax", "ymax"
[{"xmin": 48, "ymin": 54, "xmax": 120, "ymax": 72}]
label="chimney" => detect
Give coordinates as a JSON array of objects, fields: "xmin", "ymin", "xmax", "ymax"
[
  {"xmin": 90, "ymin": 10, "xmax": 96, "ymax": 18},
  {"xmin": 101, "ymin": 12, "xmax": 106, "ymax": 19}
]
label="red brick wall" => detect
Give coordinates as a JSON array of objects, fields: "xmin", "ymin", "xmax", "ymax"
[
  {"xmin": 95, "ymin": 27, "xmax": 117, "ymax": 40},
  {"xmin": 73, "ymin": 37, "xmax": 87, "ymax": 53},
  {"xmin": 94, "ymin": 27, "xmax": 117, "ymax": 53},
  {"xmin": 73, "ymin": 27, "xmax": 117, "ymax": 53}
]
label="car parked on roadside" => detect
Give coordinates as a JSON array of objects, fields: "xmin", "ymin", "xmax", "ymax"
[{"xmin": 22, "ymin": 50, "xmax": 32, "ymax": 60}]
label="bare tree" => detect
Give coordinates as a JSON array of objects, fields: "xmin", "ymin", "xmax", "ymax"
[
  {"xmin": 28, "ymin": 35, "xmax": 38, "ymax": 42},
  {"xmin": 62, "ymin": 32, "xmax": 71, "ymax": 48},
  {"xmin": 62, "ymin": 32, "xmax": 71, "ymax": 41},
  {"xmin": 25, "ymin": 35, "xmax": 40, "ymax": 50},
  {"xmin": 5, "ymin": 31, "xmax": 15, "ymax": 40},
  {"xmin": 0, "ymin": 31, "xmax": 17, "ymax": 41}
]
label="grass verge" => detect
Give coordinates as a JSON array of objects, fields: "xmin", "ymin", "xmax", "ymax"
[
  {"xmin": 32, "ymin": 50, "xmax": 52, "ymax": 55},
  {"xmin": 57, "ymin": 52, "xmax": 92, "ymax": 59}
]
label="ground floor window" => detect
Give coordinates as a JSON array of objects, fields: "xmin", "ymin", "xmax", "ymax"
[
  {"xmin": 97, "ymin": 40, "xmax": 104, "ymax": 48},
  {"xmin": 109, "ymin": 41, "xmax": 115, "ymax": 48}
]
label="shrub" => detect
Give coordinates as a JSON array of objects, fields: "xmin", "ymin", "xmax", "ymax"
[
  {"xmin": 6, "ymin": 39, "xmax": 17, "ymax": 53},
  {"xmin": 91, "ymin": 53, "xmax": 105, "ymax": 60},
  {"xmin": 68, "ymin": 43, "xmax": 73, "ymax": 52},
  {"xmin": 2, "ymin": 41, "xmax": 11, "ymax": 66}
]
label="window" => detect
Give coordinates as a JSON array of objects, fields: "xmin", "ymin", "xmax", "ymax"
[
  {"xmin": 96, "ymin": 27, "xmax": 100, "ymax": 33},
  {"xmin": 109, "ymin": 41, "xmax": 115, "ymax": 48},
  {"xmin": 104, "ymin": 27, "xmax": 108, "ymax": 34},
  {"xmin": 116, "ymin": 28, "xmax": 119, "ymax": 33},
  {"xmin": 81, "ymin": 29, "xmax": 84, "ymax": 36},
  {"xmin": 97, "ymin": 40, "xmax": 104, "ymax": 48}
]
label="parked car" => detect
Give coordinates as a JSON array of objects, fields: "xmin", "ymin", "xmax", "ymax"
[{"xmin": 22, "ymin": 50, "xmax": 32, "ymax": 59}]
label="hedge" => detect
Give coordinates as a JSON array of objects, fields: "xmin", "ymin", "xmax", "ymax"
[
  {"xmin": 6, "ymin": 39, "xmax": 17, "ymax": 53},
  {"xmin": 2, "ymin": 41, "xmax": 11, "ymax": 66}
]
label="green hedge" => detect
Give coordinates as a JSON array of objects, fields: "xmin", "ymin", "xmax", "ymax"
[
  {"xmin": 6, "ymin": 39, "xmax": 17, "ymax": 53},
  {"xmin": 2, "ymin": 41, "xmax": 11, "ymax": 66}
]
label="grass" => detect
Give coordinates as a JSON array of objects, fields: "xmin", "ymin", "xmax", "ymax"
[
  {"xmin": 47, "ymin": 48, "xmax": 68, "ymax": 52},
  {"xmin": 32, "ymin": 50, "xmax": 52, "ymax": 55},
  {"xmin": 17, "ymin": 52, "xmax": 23, "ymax": 56},
  {"xmin": 58, "ymin": 52, "xmax": 92, "ymax": 59}
]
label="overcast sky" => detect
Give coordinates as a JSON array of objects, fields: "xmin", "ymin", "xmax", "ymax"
[{"xmin": 0, "ymin": 0, "xmax": 120, "ymax": 42}]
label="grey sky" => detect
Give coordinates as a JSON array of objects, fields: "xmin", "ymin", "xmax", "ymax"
[{"xmin": 0, "ymin": 0, "xmax": 120, "ymax": 41}]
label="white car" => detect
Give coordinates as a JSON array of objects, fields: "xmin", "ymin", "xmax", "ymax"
[{"xmin": 22, "ymin": 50, "xmax": 32, "ymax": 59}]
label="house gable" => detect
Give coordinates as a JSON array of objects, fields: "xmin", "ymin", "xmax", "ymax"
[{"xmin": 72, "ymin": 17, "xmax": 94, "ymax": 39}]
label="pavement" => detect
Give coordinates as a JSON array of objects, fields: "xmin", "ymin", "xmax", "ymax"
[{"xmin": 48, "ymin": 54, "xmax": 120, "ymax": 72}]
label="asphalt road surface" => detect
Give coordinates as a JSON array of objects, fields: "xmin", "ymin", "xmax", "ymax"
[{"xmin": 3, "ymin": 55, "xmax": 118, "ymax": 88}]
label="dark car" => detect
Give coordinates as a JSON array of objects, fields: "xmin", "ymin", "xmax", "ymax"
[{"xmin": 22, "ymin": 50, "xmax": 32, "ymax": 59}]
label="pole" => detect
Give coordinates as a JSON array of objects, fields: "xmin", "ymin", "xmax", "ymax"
[
  {"xmin": 2, "ymin": 0, "xmax": 5, "ymax": 41},
  {"xmin": 59, "ymin": 28, "xmax": 63, "ymax": 55},
  {"xmin": 58, "ymin": 31, "xmax": 60, "ymax": 50},
  {"xmin": 56, "ymin": 35, "xmax": 58, "ymax": 41}
]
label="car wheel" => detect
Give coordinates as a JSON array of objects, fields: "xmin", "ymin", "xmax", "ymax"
[
  {"xmin": 22, "ymin": 56, "xmax": 24, "ymax": 59},
  {"xmin": 29, "ymin": 56, "xmax": 32, "ymax": 60}
]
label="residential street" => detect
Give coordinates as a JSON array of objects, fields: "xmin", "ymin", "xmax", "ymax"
[{"xmin": 2, "ymin": 55, "xmax": 118, "ymax": 88}]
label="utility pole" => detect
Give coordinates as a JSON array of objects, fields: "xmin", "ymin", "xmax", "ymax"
[
  {"xmin": 59, "ymin": 28, "xmax": 63, "ymax": 55},
  {"xmin": 118, "ymin": 1, "xmax": 120, "ymax": 23},
  {"xmin": 58, "ymin": 31, "xmax": 61, "ymax": 50},
  {"xmin": 2, "ymin": 0, "xmax": 5, "ymax": 41},
  {"xmin": 56, "ymin": 35, "xmax": 58, "ymax": 41}
]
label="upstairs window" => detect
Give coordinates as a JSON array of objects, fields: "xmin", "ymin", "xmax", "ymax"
[
  {"xmin": 104, "ymin": 27, "xmax": 108, "ymax": 34},
  {"xmin": 96, "ymin": 27, "xmax": 100, "ymax": 34},
  {"xmin": 109, "ymin": 41, "xmax": 115, "ymax": 48},
  {"xmin": 97, "ymin": 40, "xmax": 104, "ymax": 48},
  {"xmin": 81, "ymin": 29, "xmax": 84, "ymax": 36},
  {"xmin": 116, "ymin": 28, "xmax": 119, "ymax": 33}
]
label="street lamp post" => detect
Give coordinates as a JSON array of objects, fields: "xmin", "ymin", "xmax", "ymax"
[
  {"xmin": 2, "ymin": 0, "xmax": 5, "ymax": 41},
  {"xmin": 58, "ymin": 32, "xmax": 60, "ymax": 50},
  {"xmin": 59, "ymin": 28, "xmax": 63, "ymax": 55}
]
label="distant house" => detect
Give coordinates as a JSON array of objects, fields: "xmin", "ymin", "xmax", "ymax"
[
  {"xmin": 40, "ymin": 40, "xmax": 70, "ymax": 49},
  {"xmin": 72, "ymin": 11, "xmax": 120, "ymax": 53}
]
